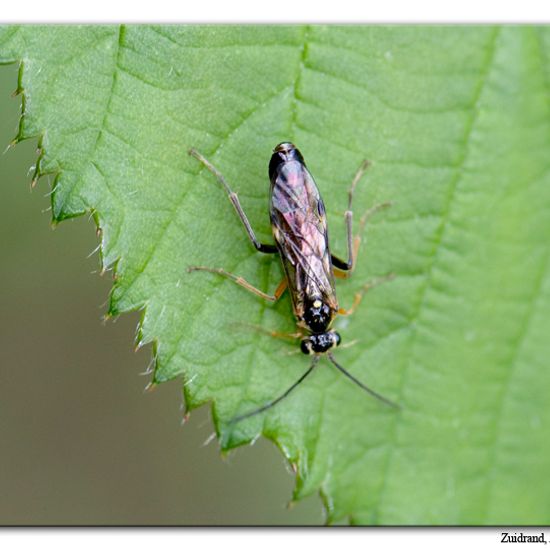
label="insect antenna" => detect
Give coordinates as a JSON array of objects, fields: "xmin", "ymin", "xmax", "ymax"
[
  {"xmin": 326, "ymin": 353, "xmax": 400, "ymax": 409},
  {"xmin": 229, "ymin": 356, "xmax": 320, "ymax": 424}
]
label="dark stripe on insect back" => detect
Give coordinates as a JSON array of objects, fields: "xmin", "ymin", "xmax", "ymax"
[{"xmin": 269, "ymin": 152, "xmax": 286, "ymax": 180}]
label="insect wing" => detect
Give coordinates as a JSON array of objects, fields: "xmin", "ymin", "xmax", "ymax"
[{"xmin": 269, "ymin": 161, "xmax": 338, "ymax": 318}]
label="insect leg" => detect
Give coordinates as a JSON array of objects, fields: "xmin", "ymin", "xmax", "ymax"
[
  {"xmin": 338, "ymin": 272, "xmax": 395, "ymax": 316},
  {"xmin": 188, "ymin": 266, "xmax": 287, "ymax": 302},
  {"xmin": 333, "ymin": 268, "xmax": 352, "ymax": 280},
  {"xmin": 189, "ymin": 148, "xmax": 277, "ymax": 254},
  {"xmin": 332, "ymin": 159, "xmax": 392, "ymax": 276},
  {"xmin": 330, "ymin": 159, "xmax": 370, "ymax": 273},
  {"xmin": 232, "ymin": 322, "xmax": 303, "ymax": 341},
  {"xmin": 229, "ymin": 356, "xmax": 319, "ymax": 424},
  {"xmin": 332, "ymin": 201, "xmax": 392, "ymax": 277}
]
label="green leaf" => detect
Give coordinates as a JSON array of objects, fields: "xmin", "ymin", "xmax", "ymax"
[{"xmin": 2, "ymin": 25, "xmax": 550, "ymax": 524}]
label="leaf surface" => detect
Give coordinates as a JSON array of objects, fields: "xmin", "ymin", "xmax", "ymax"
[{"xmin": 1, "ymin": 25, "xmax": 550, "ymax": 524}]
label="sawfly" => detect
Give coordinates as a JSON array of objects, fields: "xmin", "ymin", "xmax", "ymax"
[{"xmin": 188, "ymin": 142, "xmax": 398, "ymax": 423}]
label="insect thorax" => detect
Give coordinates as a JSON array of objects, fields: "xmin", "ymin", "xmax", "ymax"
[
  {"xmin": 300, "ymin": 294, "xmax": 341, "ymax": 355},
  {"xmin": 302, "ymin": 296, "xmax": 334, "ymax": 333}
]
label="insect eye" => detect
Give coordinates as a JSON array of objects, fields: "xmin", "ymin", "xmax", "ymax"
[
  {"xmin": 333, "ymin": 332, "xmax": 341, "ymax": 347},
  {"xmin": 300, "ymin": 339, "xmax": 313, "ymax": 355}
]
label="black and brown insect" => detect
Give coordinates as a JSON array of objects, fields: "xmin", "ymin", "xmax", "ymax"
[{"xmin": 188, "ymin": 142, "xmax": 398, "ymax": 423}]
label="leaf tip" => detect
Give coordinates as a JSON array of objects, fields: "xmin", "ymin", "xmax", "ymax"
[
  {"xmin": 180, "ymin": 412, "xmax": 191, "ymax": 427},
  {"xmin": 143, "ymin": 381, "xmax": 157, "ymax": 393}
]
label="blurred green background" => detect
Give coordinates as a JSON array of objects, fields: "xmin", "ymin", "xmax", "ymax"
[{"xmin": 0, "ymin": 63, "xmax": 321, "ymax": 525}]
